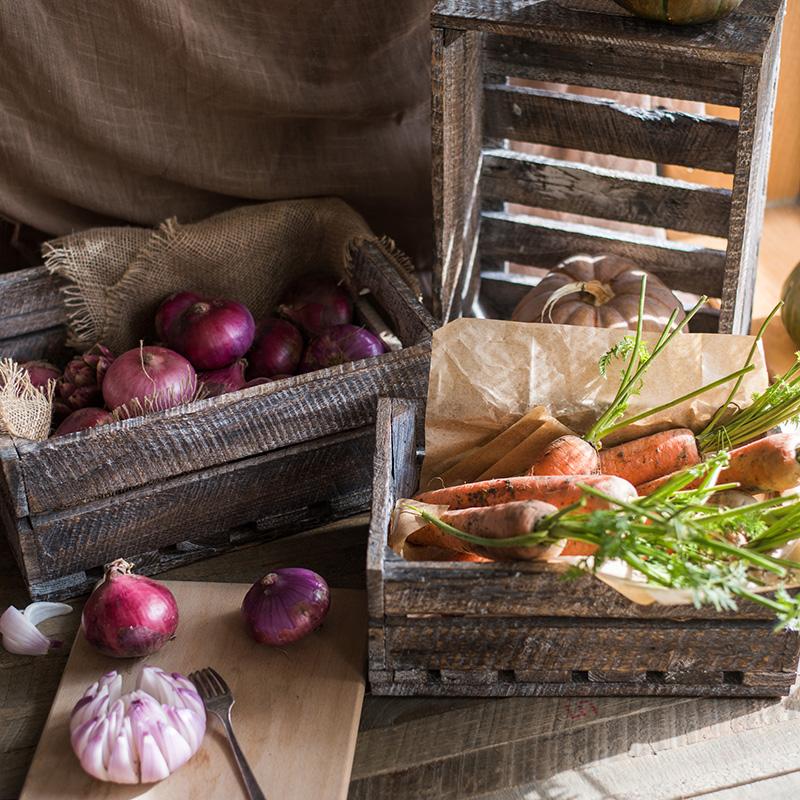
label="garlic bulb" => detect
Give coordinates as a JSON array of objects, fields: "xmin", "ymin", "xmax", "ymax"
[
  {"xmin": 70, "ymin": 667, "xmax": 206, "ymax": 783},
  {"xmin": 0, "ymin": 602, "xmax": 72, "ymax": 655}
]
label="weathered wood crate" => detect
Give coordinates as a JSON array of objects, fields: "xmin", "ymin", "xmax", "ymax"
[
  {"xmin": 0, "ymin": 242, "xmax": 436, "ymax": 600},
  {"xmin": 431, "ymin": 0, "xmax": 786, "ymax": 333},
  {"xmin": 367, "ymin": 397, "xmax": 800, "ymax": 698}
]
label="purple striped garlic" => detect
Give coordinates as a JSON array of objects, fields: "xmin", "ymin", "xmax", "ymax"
[{"xmin": 69, "ymin": 667, "xmax": 206, "ymax": 784}]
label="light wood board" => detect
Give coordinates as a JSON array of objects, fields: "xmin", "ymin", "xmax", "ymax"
[{"xmin": 19, "ymin": 582, "xmax": 366, "ymax": 800}]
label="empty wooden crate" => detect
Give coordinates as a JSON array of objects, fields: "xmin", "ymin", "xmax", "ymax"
[
  {"xmin": 367, "ymin": 397, "xmax": 800, "ymax": 698},
  {"xmin": 0, "ymin": 243, "xmax": 435, "ymax": 600},
  {"xmin": 431, "ymin": 0, "xmax": 786, "ymax": 333}
]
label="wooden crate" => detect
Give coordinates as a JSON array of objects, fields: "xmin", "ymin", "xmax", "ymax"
[
  {"xmin": 367, "ymin": 397, "xmax": 800, "ymax": 698},
  {"xmin": 431, "ymin": 0, "xmax": 786, "ymax": 333},
  {"xmin": 0, "ymin": 242, "xmax": 436, "ymax": 600}
]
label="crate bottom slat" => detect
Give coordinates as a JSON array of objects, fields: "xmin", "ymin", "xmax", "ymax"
[{"xmin": 369, "ymin": 670, "xmax": 798, "ymax": 698}]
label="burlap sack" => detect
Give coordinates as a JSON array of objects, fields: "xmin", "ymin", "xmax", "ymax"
[{"xmin": 44, "ymin": 197, "xmax": 390, "ymax": 354}]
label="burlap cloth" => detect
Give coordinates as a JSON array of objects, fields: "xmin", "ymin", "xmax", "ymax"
[{"xmin": 43, "ymin": 198, "xmax": 380, "ymax": 354}]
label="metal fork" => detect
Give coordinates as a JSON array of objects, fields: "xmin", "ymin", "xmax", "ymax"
[{"xmin": 190, "ymin": 667, "xmax": 266, "ymax": 800}]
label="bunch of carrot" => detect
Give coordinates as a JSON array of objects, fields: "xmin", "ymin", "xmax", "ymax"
[{"xmin": 407, "ymin": 456, "xmax": 800, "ymax": 628}]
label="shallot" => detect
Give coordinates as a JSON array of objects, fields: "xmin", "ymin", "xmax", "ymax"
[
  {"xmin": 278, "ymin": 274, "xmax": 353, "ymax": 336},
  {"xmin": 0, "ymin": 601, "xmax": 72, "ymax": 655},
  {"xmin": 300, "ymin": 324, "xmax": 385, "ymax": 372},
  {"xmin": 21, "ymin": 360, "xmax": 60, "ymax": 389},
  {"xmin": 102, "ymin": 345, "xmax": 197, "ymax": 416},
  {"xmin": 70, "ymin": 667, "xmax": 206, "ymax": 784},
  {"xmin": 241, "ymin": 568, "xmax": 330, "ymax": 645},
  {"xmin": 82, "ymin": 559, "xmax": 179, "ymax": 658},
  {"xmin": 55, "ymin": 407, "xmax": 113, "ymax": 436},
  {"xmin": 199, "ymin": 359, "xmax": 247, "ymax": 397},
  {"xmin": 56, "ymin": 344, "xmax": 115, "ymax": 414},
  {"xmin": 166, "ymin": 297, "xmax": 255, "ymax": 370},
  {"xmin": 246, "ymin": 317, "xmax": 303, "ymax": 379}
]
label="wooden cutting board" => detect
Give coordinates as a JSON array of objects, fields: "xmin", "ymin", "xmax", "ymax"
[{"xmin": 20, "ymin": 582, "xmax": 366, "ymax": 800}]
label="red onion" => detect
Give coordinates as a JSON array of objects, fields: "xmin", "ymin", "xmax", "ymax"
[
  {"xmin": 55, "ymin": 407, "xmax": 113, "ymax": 436},
  {"xmin": 300, "ymin": 324, "xmax": 386, "ymax": 372},
  {"xmin": 167, "ymin": 298, "xmax": 255, "ymax": 370},
  {"xmin": 278, "ymin": 274, "xmax": 353, "ymax": 336},
  {"xmin": 246, "ymin": 318, "xmax": 303, "ymax": 379},
  {"xmin": 241, "ymin": 568, "xmax": 330, "ymax": 646},
  {"xmin": 21, "ymin": 360, "xmax": 60, "ymax": 389},
  {"xmin": 199, "ymin": 359, "xmax": 247, "ymax": 397},
  {"xmin": 154, "ymin": 291, "xmax": 202, "ymax": 341},
  {"xmin": 102, "ymin": 345, "xmax": 197, "ymax": 416},
  {"xmin": 57, "ymin": 344, "xmax": 115, "ymax": 414},
  {"xmin": 82, "ymin": 559, "xmax": 179, "ymax": 658}
]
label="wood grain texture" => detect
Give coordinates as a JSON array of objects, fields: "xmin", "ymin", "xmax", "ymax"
[
  {"xmin": 431, "ymin": 0, "xmax": 781, "ymax": 65},
  {"xmin": 484, "ymin": 84, "xmax": 739, "ymax": 173},
  {"xmin": 720, "ymin": 10, "xmax": 785, "ymax": 334},
  {"xmin": 0, "ymin": 326, "xmax": 69, "ymax": 364},
  {"xmin": 19, "ymin": 582, "xmax": 366, "ymax": 800},
  {"xmin": 480, "ymin": 211, "xmax": 727, "ymax": 296},
  {"xmin": 482, "ymin": 33, "xmax": 745, "ymax": 106},
  {"xmin": 481, "ymin": 149, "xmax": 733, "ymax": 237},
  {"xmin": 0, "ymin": 266, "xmax": 64, "ymax": 339}
]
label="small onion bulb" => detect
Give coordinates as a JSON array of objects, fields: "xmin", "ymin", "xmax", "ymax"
[{"xmin": 70, "ymin": 667, "xmax": 206, "ymax": 784}]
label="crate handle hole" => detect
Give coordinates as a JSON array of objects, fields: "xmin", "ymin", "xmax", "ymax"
[
  {"xmin": 571, "ymin": 670, "xmax": 590, "ymax": 683},
  {"xmin": 723, "ymin": 671, "xmax": 744, "ymax": 685},
  {"xmin": 646, "ymin": 671, "xmax": 666, "ymax": 684},
  {"xmin": 498, "ymin": 669, "xmax": 515, "ymax": 683},
  {"xmin": 427, "ymin": 669, "xmax": 442, "ymax": 682}
]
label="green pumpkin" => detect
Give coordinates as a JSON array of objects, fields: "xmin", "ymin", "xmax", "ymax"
[
  {"xmin": 613, "ymin": 0, "xmax": 745, "ymax": 25},
  {"xmin": 782, "ymin": 262, "xmax": 800, "ymax": 347}
]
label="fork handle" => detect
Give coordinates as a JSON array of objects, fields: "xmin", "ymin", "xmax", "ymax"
[{"xmin": 215, "ymin": 710, "xmax": 266, "ymax": 800}]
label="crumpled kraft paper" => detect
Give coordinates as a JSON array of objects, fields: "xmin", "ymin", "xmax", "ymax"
[{"xmin": 420, "ymin": 318, "xmax": 768, "ymax": 487}]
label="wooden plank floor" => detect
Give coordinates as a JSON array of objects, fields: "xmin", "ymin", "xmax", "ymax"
[{"xmin": 2, "ymin": 204, "xmax": 800, "ymax": 799}]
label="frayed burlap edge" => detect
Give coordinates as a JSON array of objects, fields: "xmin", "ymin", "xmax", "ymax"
[{"xmin": 0, "ymin": 359, "xmax": 55, "ymax": 441}]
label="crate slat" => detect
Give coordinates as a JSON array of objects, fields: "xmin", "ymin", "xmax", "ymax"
[
  {"xmin": 432, "ymin": 1, "xmax": 780, "ymax": 66},
  {"xmin": 384, "ymin": 617, "xmax": 796, "ymax": 674},
  {"xmin": 0, "ymin": 266, "xmax": 64, "ymax": 339},
  {"xmin": 480, "ymin": 211, "xmax": 727, "ymax": 296},
  {"xmin": 481, "ymin": 149, "xmax": 733, "ymax": 238},
  {"xmin": 482, "ymin": 34, "xmax": 744, "ymax": 106},
  {"xmin": 484, "ymin": 85, "xmax": 740, "ymax": 174},
  {"xmin": 26, "ymin": 427, "xmax": 374, "ymax": 580}
]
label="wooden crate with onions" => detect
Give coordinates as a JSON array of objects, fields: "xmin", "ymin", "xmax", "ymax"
[
  {"xmin": 0, "ymin": 239, "xmax": 435, "ymax": 601},
  {"xmin": 431, "ymin": 0, "xmax": 786, "ymax": 333}
]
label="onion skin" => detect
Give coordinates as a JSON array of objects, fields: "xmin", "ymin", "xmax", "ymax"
[
  {"xmin": 241, "ymin": 568, "xmax": 330, "ymax": 646},
  {"xmin": 21, "ymin": 360, "xmax": 61, "ymax": 389},
  {"xmin": 82, "ymin": 559, "xmax": 179, "ymax": 658},
  {"xmin": 102, "ymin": 346, "xmax": 197, "ymax": 416},
  {"xmin": 300, "ymin": 324, "xmax": 386, "ymax": 372},
  {"xmin": 55, "ymin": 407, "xmax": 113, "ymax": 436},
  {"xmin": 167, "ymin": 298, "xmax": 256, "ymax": 370},
  {"xmin": 199, "ymin": 359, "xmax": 247, "ymax": 397},
  {"xmin": 278, "ymin": 274, "xmax": 353, "ymax": 336},
  {"xmin": 246, "ymin": 318, "xmax": 303, "ymax": 379},
  {"xmin": 154, "ymin": 291, "xmax": 202, "ymax": 341}
]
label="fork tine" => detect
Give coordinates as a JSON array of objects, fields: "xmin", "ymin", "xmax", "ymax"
[
  {"xmin": 208, "ymin": 667, "xmax": 230, "ymax": 694},
  {"xmin": 190, "ymin": 669, "xmax": 213, "ymax": 698}
]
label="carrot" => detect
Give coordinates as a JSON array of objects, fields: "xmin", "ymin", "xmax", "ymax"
[
  {"xmin": 528, "ymin": 435, "xmax": 599, "ymax": 476},
  {"xmin": 409, "ymin": 500, "xmax": 562, "ymax": 561},
  {"xmin": 598, "ymin": 428, "xmax": 699, "ymax": 486},
  {"xmin": 637, "ymin": 433, "xmax": 800, "ymax": 495},
  {"xmin": 415, "ymin": 474, "xmax": 637, "ymax": 512}
]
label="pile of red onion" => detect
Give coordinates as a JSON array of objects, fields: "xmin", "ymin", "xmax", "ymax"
[{"xmin": 31, "ymin": 271, "xmax": 390, "ymax": 437}]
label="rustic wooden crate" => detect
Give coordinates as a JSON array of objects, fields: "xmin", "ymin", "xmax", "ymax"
[
  {"xmin": 431, "ymin": 0, "xmax": 786, "ymax": 334},
  {"xmin": 0, "ymin": 241, "xmax": 436, "ymax": 600},
  {"xmin": 367, "ymin": 397, "xmax": 800, "ymax": 698}
]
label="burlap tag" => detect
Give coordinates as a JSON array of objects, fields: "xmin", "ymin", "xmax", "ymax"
[
  {"xmin": 0, "ymin": 359, "xmax": 54, "ymax": 441},
  {"xmin": 44, "ymin": 198, "xmax": 381, "ymax": 354}
]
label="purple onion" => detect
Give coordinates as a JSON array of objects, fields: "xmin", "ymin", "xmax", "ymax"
[
  {"xmin": 246, "ymin": 318, "xmax": 303, "ymax": 380},
  {"xmin": 199, "ymin": 359, "xmax": 247, "ymax": 397},
  {"xmin": 167, "ymin": 298, "xmax": 255, "ymax": 371},
  {"xmin": 21, "ymin": 360, "xmax": 61, "ymax": 389},
  {"xmin": 154, "ymin": 291, "xmax": 202, "ymax": 341},
  {"xmin": 300, "ymin": 324, "xmax": 385, "ymax": 372},
  {"xmin": 55, "ymin": 407, "xmax": 113, "ymax": 436},
  {"xmin": 241, "ymin": 568, "xmax": 330, "ymax": 646},
  {"xmin": 278, "ymin": 275, "xmax": 353, "ymax": 336}
]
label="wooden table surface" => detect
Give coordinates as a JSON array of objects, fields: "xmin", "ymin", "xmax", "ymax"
[{"xmin": 4, "ymin": 207, "xmax": 800, "ymax": 799}]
